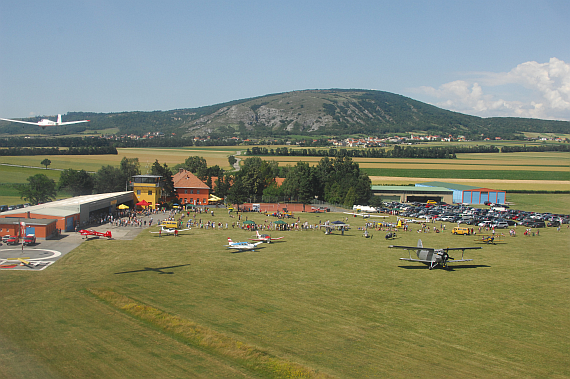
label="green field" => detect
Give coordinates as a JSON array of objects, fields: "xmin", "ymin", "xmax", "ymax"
[
  {"xmin": 1, "ymin": 211, "xmax": 568, "ymax": 378},
  {"xmin": 361, "ymin": 168, "xmax": 569, "ymax": 181},
  {"xmin": 506, "ymin": 193, "xmax": 570, "ymax": 214}
]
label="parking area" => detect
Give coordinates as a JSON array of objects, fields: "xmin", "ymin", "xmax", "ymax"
[{"xmin": 0, "ymin": 219, "xmax": 152, "ymax": 271}]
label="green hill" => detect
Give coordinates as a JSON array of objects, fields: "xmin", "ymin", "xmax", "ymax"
[{"xmin": 1, "ymin": 89, "xmax": 568, "ymax": 138}]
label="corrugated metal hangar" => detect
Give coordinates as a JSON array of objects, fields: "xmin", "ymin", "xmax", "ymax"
[
  {"xmin": 415, "ymin": 182, "xmax": 506, "ymax": 204},
  {"xmin": 370, "ymin": 186, "xmax": 454, "ymax": 204},
  {"xmin": 0, "ymin": 192, "xmax": 133, "ymax": 237}
]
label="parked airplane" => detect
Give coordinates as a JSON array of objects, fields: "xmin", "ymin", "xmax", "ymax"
[
  {"xmin": 249, "ymin": 230, "xmax": 284, "ymax": 243},
  {"xmin": 475, "ymin": 235, "xmax": 504, "ymax": 245},
  {"xmin": 343, "ymin": 212, "xmax": 387, "ymax": 218},
  {"xmin": 0, "ymin": 114, "xmax": 90, "ymax": 129},
  {"xmin": 389, "ymin": 239, "xmax": 481, "ymax": 270},
  {"xmin": 150, "ymin": 225, "xmax": 191, "ymax": 236},
  {"xmin": 79, "ymin": 230, "xmax": 112, "ymax": 239},
  {"xmin": 225, "ymin": 238, "xmax": 263, "ymax": 252}
]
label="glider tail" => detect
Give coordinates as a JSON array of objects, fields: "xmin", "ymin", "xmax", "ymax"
[
  {"xmin": 57, "ymin": 114, "xmax": 62, "ymax": 124},
  {"xmin": 417, "ymin": 239, "xmax": 423, "ymax": 248}
]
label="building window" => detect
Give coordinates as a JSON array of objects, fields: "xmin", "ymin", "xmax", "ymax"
[
  {"xmin": 137, "ymin": 190, "xmax": 141, "ymax": 195},
  {"xmin": 197, "ymin": 189, "xmax": 200, "ymax": 194},
  {"xmin": 184, "ymin": 189, "xmax": 188, "ymax": 194},
  {"xmin": 190, "ymin": 190, "xmax": 194, "ymax": 194},
  {"xmin": 148, "ymin": 190, "xmax": 152, "ymax": 196}
]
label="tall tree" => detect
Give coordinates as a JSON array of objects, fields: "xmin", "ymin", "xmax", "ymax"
[
  {"xmin": 119, "ymin": 157, "xmax": 140, "ymax": 182},
  {"xmin": 58, "ymin": 169, "xmax": 94, "ymax": 196},
  {"xmin": 150, "ymin": 160, "xmax": 175, "ymax": 201},
  {"xmin": 182, "ymin": 156, "xmax": 208, "ymax": 176},
  {"xmin": 213, "ymin": 173, "xmax": 232, "ymax": 199},
  {"xmin": 94, "ymin": 165, "xmax": 125, "ymax": 193},
  {"xmin": 41, "ymin": 158, "xmax": 51, "ymax": 169},
  {"xmin": 315, "ymin": 156, "xmax": 371, "ymax": 206},
  {"xmin": 226, "ymin": 176, "xmax": 248, "ymax": 206},
  {"xmin": 18, "ymin": 174, "xmax": 57, "ymax": 205},
  {"xmin": 281, "ymin": 162, "xmax": 317, "ymax": 204}
]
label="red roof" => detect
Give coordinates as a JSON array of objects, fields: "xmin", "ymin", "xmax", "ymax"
[{"xmin": 172, "ymin": 169, "xmax": 210, "ymax": 190}]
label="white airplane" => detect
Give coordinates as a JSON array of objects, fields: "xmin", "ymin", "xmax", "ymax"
[
  {"xmin": 0, "ymin": 114, "xmax": 90, "ymax": 129},
  {"xmin": 150, "ymin": 225, "xmax": 191, "ymax": 236},
  {"xmin": 225, "ymin": 238, "xmax": 263, "ymax": 252},
  {"xmin": 343, "ymin": 212, "xmax": 387, "ymax": 218}
]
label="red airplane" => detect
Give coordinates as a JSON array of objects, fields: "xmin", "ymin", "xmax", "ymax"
[
  {"xmin": 79, "ymin": 230, "xmax": 112, "ymax": 239},
  {"xmin": 249, "ymin": 230, "xmax": 284, "ymax": 243}
]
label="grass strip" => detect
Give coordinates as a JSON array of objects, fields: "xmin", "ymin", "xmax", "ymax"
[{"xmin": 88, "ymin": 288, "xmax": 334, "ymax": 379}]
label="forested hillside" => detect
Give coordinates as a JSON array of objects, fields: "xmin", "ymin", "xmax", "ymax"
[{"xmin": 1, "ymin": 89, "xmax": 568, "ymax": 139}]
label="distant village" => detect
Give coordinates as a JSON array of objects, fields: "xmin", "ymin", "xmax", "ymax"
[{"xmin": 98, "ymin": 131, "xmax": 568, "ymax": 146}]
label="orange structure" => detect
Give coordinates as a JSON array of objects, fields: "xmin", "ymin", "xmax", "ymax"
[{"xmin": 172, "ymin": 169, "xmax": 210, "ymax": 206}]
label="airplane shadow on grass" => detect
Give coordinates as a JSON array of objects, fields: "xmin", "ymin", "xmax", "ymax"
[
  {"xmin": 398, "ymin": 264, "xmax": 491, "ymax": 271},
  {"xmin": 114, "ymin": 264, "xmax": 191, "ymax": 275}
]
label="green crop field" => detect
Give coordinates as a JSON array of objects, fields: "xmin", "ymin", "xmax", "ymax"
[
  {"xmin": 361, "ymin": 168, "xmax": 569, "ymax": 181},
  {"xmin": 1, "ymin": 211, "xmax": 568, "ymax": 378}
]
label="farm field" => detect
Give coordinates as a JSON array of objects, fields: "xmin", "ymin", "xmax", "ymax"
[
  {"xmin": 0, "ymin": 147, "xmax": 568, "ymax": 204},
  {"xmin": 0, "ymin": 211, "xmax": 568, "ymax": 378}
]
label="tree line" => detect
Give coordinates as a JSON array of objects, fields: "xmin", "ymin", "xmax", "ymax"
[
  {"xmin": 17, "ymin": 155, "xmax": 372, "ymax": 210},
  {"xmin": 501, "ymin": 144, "xmax": 570, "ymax": 153},
  {"xmin": 0, "ymin": 146, "xmax": 118, "ymax": 156},
  {"xmin": 246, "ymin": 144, "xmax": 501, "ymax": 159}
]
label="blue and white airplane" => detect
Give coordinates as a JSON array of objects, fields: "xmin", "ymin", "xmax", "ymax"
[{"xmin": 225, "ymin": 238, "xmax": 263, "ymax": 252}]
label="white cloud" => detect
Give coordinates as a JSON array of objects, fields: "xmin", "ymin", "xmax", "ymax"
[{"xmin": 415, "ymin": 58, "xmax": 570, "ymax": 120}]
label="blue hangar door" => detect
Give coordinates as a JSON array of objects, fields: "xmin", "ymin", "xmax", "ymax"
[{"xmin": 66, "ymin": 217, "xmax": 74, "ymax": 232}]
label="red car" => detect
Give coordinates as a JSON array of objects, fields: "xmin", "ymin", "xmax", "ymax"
[
  {"xmin": 6, "ymin": 235, "xmax": 19, "ymax": 245},
  {"xmin": 23, "ymin": 234, "xmax": 36, "ymax": 245}
]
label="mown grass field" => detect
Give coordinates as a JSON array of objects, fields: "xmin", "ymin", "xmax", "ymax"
[{"xmin": 1, "ymin": 211, "xmax": 568, "ymax": 378}]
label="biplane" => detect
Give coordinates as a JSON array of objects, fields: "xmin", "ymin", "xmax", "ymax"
[
  {"xmin": 389, "ymin": 239, "xmax": 481, "ymax": 270},
  {"xmin": 474, "ymin": 234, "xmax": 505, "ymax": 244}
]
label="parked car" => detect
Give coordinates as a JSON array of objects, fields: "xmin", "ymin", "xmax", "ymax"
[
  {"xmin": 491, "ymin": 222, "xmax": 509, "ymax": 229},
  {"xmin": 6, "ymin": 235, "xmax": 19, "ymax": 245},
  {"xmin": 2, "ymin": 235, "xmax": 10, "ymax": 243},
  {"xmin": 452, "ymin": 227, "xmax": 471, "ymax": 235},
  {"xmin": 23, "ymin": 234, "xmax": 36, "ymax": 245}
]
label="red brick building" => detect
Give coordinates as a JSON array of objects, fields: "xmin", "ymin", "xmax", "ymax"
[{"xmin": 172, "ymin": 169, "xmax": 210, "ymax": 206}]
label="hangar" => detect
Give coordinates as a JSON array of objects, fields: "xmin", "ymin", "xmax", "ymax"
[
  {"xmin": 370, "ymin": 186, "xmax": 453, "ymax": 204},
  {"xmin": 415, "ymin": 182, "xmax": 506, "ymax": 204},
  {"xmin": 0, "ymin": 192, "xmax": 133, "ymax": 233}
]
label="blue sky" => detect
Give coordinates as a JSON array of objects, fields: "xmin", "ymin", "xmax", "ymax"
[{"xmin": 1, "ymin": 0, "xmax": 569, "ymax": 120}]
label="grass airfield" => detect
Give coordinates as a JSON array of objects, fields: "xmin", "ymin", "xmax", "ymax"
[{"xmin": 1, "ymin": 211, "xmax": 568, "ymax": 378}]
